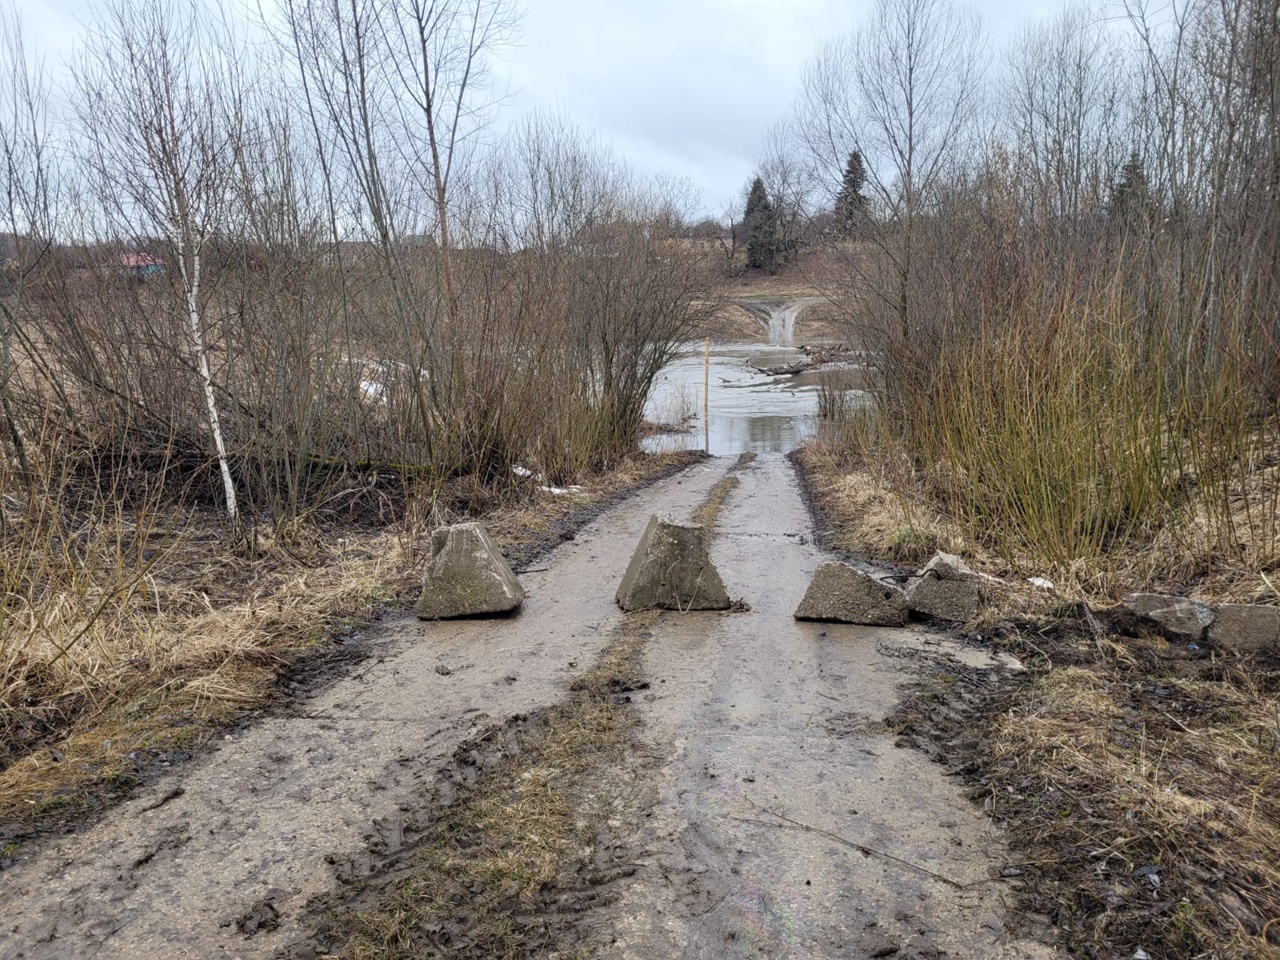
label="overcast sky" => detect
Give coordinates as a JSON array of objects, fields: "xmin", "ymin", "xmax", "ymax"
[{"xmin": 25, "ymin": 0, "xmax": 1074, "ymax": 217}]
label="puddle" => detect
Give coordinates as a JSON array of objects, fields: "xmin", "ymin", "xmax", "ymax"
[{"xmin": 643, "ymin": 342, "xmax": 868, "ymax": 457}]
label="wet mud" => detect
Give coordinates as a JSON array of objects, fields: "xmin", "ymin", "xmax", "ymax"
[
  {"xmin": 0, "ymin": 460, "xmax": 735, "ymax": 960},
  {"xmin": 579, "ymin": 455, "xmax": 1057, "ymax": 959}
]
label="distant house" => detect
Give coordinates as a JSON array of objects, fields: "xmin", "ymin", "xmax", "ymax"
[{"xmin": 118, "ymin": 252, "xmax": 167, "ymax": 281}]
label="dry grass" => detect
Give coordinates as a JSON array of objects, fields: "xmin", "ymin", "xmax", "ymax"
[
  {"xmin": 0, "ymin": 452, "xmax": 698, "ymax": 838},
  {"xmin": 805, "ymin": 272, "xmax": 1280, "ymax": 605},
  {"xmin": 795, "ymin": 438, "xmax": 967, "ymax": 568},
  {"xmin": 338, "ymin": 611, "xmax": 660, "ymax": 960},
  {"xmin": 799, "ymin": 420, "xmax": 1280, "ymax": 608},
  {"xmin": 981, "ymin": 642, "xmax": 1280, "ymax": 959}
]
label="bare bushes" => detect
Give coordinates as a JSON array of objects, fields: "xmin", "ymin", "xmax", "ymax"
[
  {"xmin": 797, "ymin": 0, "xmax": 1280, "ymax": 594},
  {"xmin": 0, "ymin": 0, "xmax": 713, "ymax": 817}
]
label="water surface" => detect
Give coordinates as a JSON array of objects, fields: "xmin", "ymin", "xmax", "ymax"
[{"xmin": 643, "ymin": 342, "xmax": 862, "ymax": 456}]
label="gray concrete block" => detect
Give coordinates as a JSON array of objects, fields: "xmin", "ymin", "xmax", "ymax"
[
  {"xmin": 906, "ymin": 574, "xmax": 981, "ymax": 622},
  {"xmin": 1208, "ymin": 603, "xmax": 1280, "ymax": 654},
  {"xmin": 1123, "ymin": 593, "xmax": 1213, "ymax": 643},
  {"xmin": 616, "ymin": 515, "xmax": 730, "ymax": 612},
  {"xmin": 794, "ymin": 561, "xmax": 908, "ymax": 625},
  {"xmin": 415, "ymin": 522, "xmax": 525, "ymax": 620}
]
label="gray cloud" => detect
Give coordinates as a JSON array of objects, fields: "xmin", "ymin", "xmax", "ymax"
[{"xmin": 29, "ymin": 0, "xmax": 1070, "ymax": 218}]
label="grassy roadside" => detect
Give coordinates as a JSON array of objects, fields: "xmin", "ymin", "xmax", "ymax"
[
  {"xmin": 794, "ymin": 443, "xmax": 1280, "ymax": 959},
  {"xmin": 0, "ymin": 451, "xmax": 702, "ymax": 848}
]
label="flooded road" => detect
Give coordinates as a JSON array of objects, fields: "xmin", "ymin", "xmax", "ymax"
[
  {"xmin": 644, "ymin": 341, "xmax": 865, "ymax": 457},
  {"xmin": 585, "ymin": 456, "xmax": 1055, "ymax": 959},
  {"xmin": 0, "ymin": 456, "xmax": 1054, "ymax": 960}
]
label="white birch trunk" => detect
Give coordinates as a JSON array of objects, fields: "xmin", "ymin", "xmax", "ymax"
[{"xmin": 178, "ymin": 243, "xmax": 238, "ymax": 521}]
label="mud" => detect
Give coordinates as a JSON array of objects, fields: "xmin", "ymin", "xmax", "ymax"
[
  {"xmin": 0, "ymin": 459, "xmax": 736, "ymax": 960},
  {"xmin": 580, "ymin": 455, "xmax": 1057, "ymax": 958},
  {"xmin": 0, "ymin": 455, "xmax": 1058, "ymax": 960}
]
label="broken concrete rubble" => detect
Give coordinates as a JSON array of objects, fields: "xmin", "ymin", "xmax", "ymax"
[
  {"xmin": 1121, "ymin": 593, "xmax": 1214, "ymax": 643},
  {"xmin": 1208, "ymin": 603, "xmax": 1280, "ymax": 654},
  {"xmin": 415, "ymin": 522, "xmax": 525, "ymax": 620},
  {"xmin": 794, "ymin": 561, "xmax": 908, "ymax": 625},
  {"xmin": 616, "ymin": 515, "xmax": 730, "ymax": 612},
  {"xmin": 906, "ymin": 551, "xmax": 982, "ymax": 622}
]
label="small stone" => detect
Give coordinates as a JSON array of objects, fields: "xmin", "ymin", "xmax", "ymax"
[
  {"xmin": 616, "ymin": 515, "xmax": 730, "ymax": 612},
  {"xmin": 415, "ymin": 523, "xmax": 525, "ymax": 620},
  {"xmin": 794, "ymin": 562, "xmax": 908, "ymax": 626},
  {"xmin": 1208, "ymin": 603, "xmax": 1280, "ymax": 654},
  {"xmin": 1123, "ymin": 593, "xmax": 1214, "ymax": 643}
]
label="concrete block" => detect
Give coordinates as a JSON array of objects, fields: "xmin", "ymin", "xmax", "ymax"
[
  {"xmin": 415, "ymin": 522, "xmax": 525, "ymax": 620},
  {"xmin": 794, "ymin": 561, "xmax": 908, "ymax": 626},
  {"xmin": 1123, "ymin": 593, "xmax": 1213, "ymax": 643},
  {"xmin": 906, "ymin": 551, "xmax": 981, "ymax": 622},
  {"xmin": 1208, "ymin": 603, "xmax": 1280, "ymax": 654},
  {"xmin": 616, "ymin": 515, "xmax": 730, "ymax": 612}
]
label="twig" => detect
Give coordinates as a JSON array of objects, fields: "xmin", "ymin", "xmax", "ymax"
[{"xmin": 740, "ymin": 804, "xmax": 970, "ymax": 889}]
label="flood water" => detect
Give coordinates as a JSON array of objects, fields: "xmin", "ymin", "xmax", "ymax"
[{"xmin": 643, "ymin": 342, "xmax": 865, "ymax": 457}]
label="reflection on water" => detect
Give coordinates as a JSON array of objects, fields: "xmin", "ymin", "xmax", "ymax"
[{"xmin": 642, "ymin": 342, "xmax": 866, "ymax": 457}]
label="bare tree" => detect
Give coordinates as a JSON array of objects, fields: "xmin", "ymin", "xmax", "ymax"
[
  {"xmin": 1002, "ymin": 5, "xmax": 1132, "ymax": 249},
  {"xmin": 799, "ymin": 0, "xmax": 983, "ymax": 340},
  {"xmin": 74, "ymin": 0, "xmax": 252, "ymax": 520},
  {"xmin": 756, "ymin": 120, "xmax": 817, "ymax": 270}
]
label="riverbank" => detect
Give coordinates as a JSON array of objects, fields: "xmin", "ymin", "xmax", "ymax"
[{"xmin": 793, "ymin": 439, "xmax": 1280, "ymax": 960}]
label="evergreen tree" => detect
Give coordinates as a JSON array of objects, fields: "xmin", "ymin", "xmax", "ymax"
[
  {"xmin": 1108, "ymin": 151, "xmax": 1153, "ymax": 231},
  {"xmin": 744, "ymin": 176, "xmax": 776, "ymax": 271},
  {"xmin": 834, "ymin": 150, "xmax": 868, "ymax": 236}
]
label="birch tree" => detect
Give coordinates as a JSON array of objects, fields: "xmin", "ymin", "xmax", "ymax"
[{"xmin": 75, "ymin": 0, "xmax": 249, "ymax": 520}]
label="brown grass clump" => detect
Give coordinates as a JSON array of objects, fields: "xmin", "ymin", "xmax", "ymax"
[
  {"xmin": 0, "ymin": 520, "xmax": 414, "ymax": 833},
  {"xmin": 690, "ymin": 451, "xmax": 756, "ymax": 533},
  {"xmin": 794, "ymin": 439, "xmax": 968, "ymax": 569},
  {"xmin": 980, "ymin": 641, "xmax": 1280, "ymax": 959}
]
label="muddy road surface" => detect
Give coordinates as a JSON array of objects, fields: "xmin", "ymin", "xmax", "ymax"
[
  {"xmin": 585, "ymin": 456, "xmax": 1054, "ymax": 959},
  {"xmin": 0, "ymin": 455, "xmax": 1055, "ymax": 959}
]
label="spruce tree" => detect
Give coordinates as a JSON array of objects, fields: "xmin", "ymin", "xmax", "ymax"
[
  {"xmin": 1108, "ymin": 152, "xmax": 1153, "ymax": 232},
  {"xmin": 744, "ymin": 176, "xmax": 776, "ymax": 271},
  {"xmin": 834, "ymin": 151, "xmax": 867, "ymax": 237}
]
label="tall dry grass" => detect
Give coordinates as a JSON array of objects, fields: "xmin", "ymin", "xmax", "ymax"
[{"xmin": 821, "ymin": 243, "xmax": 1280, "ymax": 597}]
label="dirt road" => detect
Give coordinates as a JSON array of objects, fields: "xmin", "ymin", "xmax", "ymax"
[
  {"xmin": 585, "ymin": 455, "xmax": 1054, "ymax": 958},
  {"xmin": 0, "ymin": 455, "xmax": 1054, "ymax": 959}
]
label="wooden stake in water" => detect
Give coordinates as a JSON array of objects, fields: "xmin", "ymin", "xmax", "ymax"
[{"xmin": 704, "ymin": 336, "xmax": 711, "ymax": 453}]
